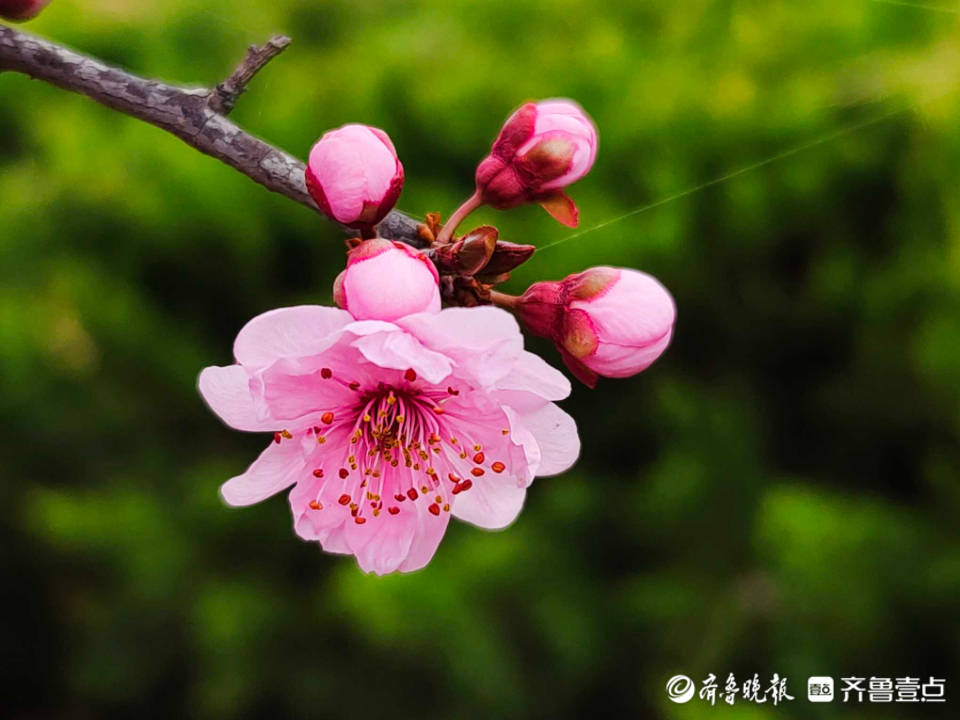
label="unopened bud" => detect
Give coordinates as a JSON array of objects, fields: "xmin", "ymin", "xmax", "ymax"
[
  {"xmin": 516, "ymin": 267, "xmax": 675, "ymax": 387},
  {"xmin": 475, "ymin": 99, "xmax": 597, "ymax": 227},
  {"xmin": 335, "ymin": 238, "xmax": 439, "ymax": 321},
  {"xmin": 305, "ymin": 124, "xmax": 404, "ymax": 233}
]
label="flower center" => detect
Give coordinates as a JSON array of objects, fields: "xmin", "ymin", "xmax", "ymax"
[{"xmin": 295, "ymin": 369, "xmax": 510, "ymax": 524}]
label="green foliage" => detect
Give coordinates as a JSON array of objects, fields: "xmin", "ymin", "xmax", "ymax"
[{"xmin": 2, "ymin": 0, "xmax": 960, "ymax": 717}]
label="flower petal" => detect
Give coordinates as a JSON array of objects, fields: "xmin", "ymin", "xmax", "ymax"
[
  {"xmin": 220, "ymin": 438, "xmax": 307, "ymax": 507},
  {"xmin": 317, "ymin": 525, "xmax": 352, "ymax": 554},
  {"xmin": 198, "ymin": 365, "xmax": 271, "ymax": 431},
  {"xmin": 343, "ymin": 506, "xmax": 418, "ymax": 576},
  {"xmin": 494, "ymin": 350, "xmax": 571, "ymax": 401},
  {"xmin": 351, "ymin": 330, "xmax": 453, "ymax": 384},
  {"xmin": 516, "ymin": 402, "xmax": 580, "ymax": 476},
  {"xmin": 398, "ymin": 502, "xmax": 451, "ymax": 573},
  {"xmin": 398, "ymin": 307, "xmax": 523, "ymax": 386},
  {"xmin": 451, "ymin": 477, "xmax": 526, "ymax": 530},
  {"xmin": 233, "ymin": 305, "xmax": 352, "ymax": 367}
]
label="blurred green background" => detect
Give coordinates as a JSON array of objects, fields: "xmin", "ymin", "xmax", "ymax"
[{"xmin": 3, "ymin": 0, "xmax": 960, "ymax": 717}]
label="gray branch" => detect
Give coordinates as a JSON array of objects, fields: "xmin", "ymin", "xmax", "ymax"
[
  {"xmin": 0, "ymin": 24, "xmax": 424, "ymax": 245},
  {"xmin": 208, "ymin": 35, "xmax": 290, "ymax": 115}
]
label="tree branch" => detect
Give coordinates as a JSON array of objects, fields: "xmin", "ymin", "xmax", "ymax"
[
  {"xmin": 0, "ymin": 23, "xmax": 424, "ymax": 246},
  {"xmin": 208, "ymin": 35, "xmax": 290, "ymax": 115}
]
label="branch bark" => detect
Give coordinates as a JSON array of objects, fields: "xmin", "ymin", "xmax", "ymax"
[
  {"xmin": 0, "ymin": 23, "xmax": 424, "ymax": 246},
  {"xmin": 208, "ymin": 35, "xmax": 290, "ymax": 115}
]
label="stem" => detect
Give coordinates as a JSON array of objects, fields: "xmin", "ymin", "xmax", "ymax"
[
  {"xmin": 488, "ymin": 290, "xmax": 519, "ymax": 309},
  {"xmin": 436, "ymin": 191, "xmax": 482, "ymax": 244}
]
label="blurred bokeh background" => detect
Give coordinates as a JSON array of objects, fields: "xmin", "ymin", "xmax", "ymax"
[{"xmin": 3, "ymin": 0, "xmax": 960, "ymax": 717}]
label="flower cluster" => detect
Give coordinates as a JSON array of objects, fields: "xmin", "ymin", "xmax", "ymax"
[{"xmin": 200, "ymin": 99, "xmax": 675, "ymax": 574}]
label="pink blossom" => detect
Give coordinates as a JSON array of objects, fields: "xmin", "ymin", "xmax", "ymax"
[
  {"xmin": 0, "ymin": 0, "xmax": 51, "ymax": 20},
  {"xmin": 333, "ymin": 238, "xmax": 440, "ymax": 321},
  {"xmin": 305, "ymin": 124, "xmax": 404, "ymax": 232},
  {"xmin": 516, "ymin": 267, "xmax": 675, "ymax": 388},
  {"xmin": 198, "ymin": 305, "xmax": 579, "ymax": 575},
  {"xmin": 475, "ymin": 99, "xmax": 597, "ymax": 227}
]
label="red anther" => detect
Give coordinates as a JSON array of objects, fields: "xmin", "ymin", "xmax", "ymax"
[
  {"xmin": 338, "ymin": 494, "xmax": 351, "ymax": 506},
  {"xmin": 471, "ymin": 467, "xmax": 485, "ymax": 477},
  {"xmin": 473, "ymin": 452, "xmax": 485, "ymax": 464},
  {"xmin": 354, "ymin": 516, "xmax": 366, "ymax": 524},
  {"xmin": 313, "ymin": 469, "xmax": 324, "ymax": 478},
  {"xmin": 313, "ymin": 426, "xmax": 322, "ymax": 435},
  {"xmin": 339, "ymin": 468, "xmax": 349, "ymax": 479},
  {"xmin": 348, "ymin": 381, "xmax": 360, "ymax": 391},
  {"xmin": 447, "ymin": 386, "xmax": 460, "ymax": 396},
  {"xmin": 448, "ymin": 473, "xmax": 460, "ymax": 483},
  {"xmin": 452, "ymin": 483, "xmax": 464, "ymax": 495},
  {"xmin": 273, "ymin": 432, "xmax": 282, "ymax": 444},
  {"xmin": 388, "ymin": 506, "xmax": 400, "ymax": 515},
  {"xmin": 321, "ymin": 411, "xmax": 335, "ymax": 425},
  {"xmin": 428, "ymin": 503, "xmax": 440, "ymax": 516},
  {"xmin": 491, "ymin": 461, "xmax": 506, "ymax": 473},
  {"xmin": 320, "ymin": 367, "xmax": 333, "ymax": 379},
  {"xmin": 351, "ymin": 506, "xmax": 359, "ymax": 516},
  {"xmin": 432, "ymin": 406, "xmax": 445, "ymax": 415},
  {"xmin": 308, "ymin": 500, "xmax": 323, "ymax": 510},
  {"xmin": 407, "ymin": 488, "xmax": 419, "ymax": 501},
  {"xmin": 459, "ymin": 478, "xmax": 473, "ymax": 492},
  {"xmin": 404, "ymin": 368, "xmax": 417, "ymax": 382}
]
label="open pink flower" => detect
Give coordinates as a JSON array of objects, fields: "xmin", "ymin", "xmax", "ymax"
[
  {"xmin": 305, "ymin": 124, "xmax": 404, "ymax": 233},
  {"xmin": 516, "ymin": 267, "xmax": 675, "ymax": 387},
  {"xmin": 198, "ymin": 305, "xmax": 579, "ymax": 574},
  {"xmin": 475, "ymin": 99, "xmax": 597, "ymax": 227},
  {"xmin": 333, "ymin": 238, "xmax": 440, "ymax": 321},
  {"xmin": 0, "ymin": 0, "xmax": 51, "ymax": 20}
]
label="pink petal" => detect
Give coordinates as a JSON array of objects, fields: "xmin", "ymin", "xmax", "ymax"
[
  {"xmin": 220, "ymin": 437, "xmax": 307, "ymax": 507},
  {"xmin": 398, "ymin": 307, "xmax": 523, "ymax": 386},
  {"xmin": 233, "ymin": 305, "xmax": 352, "ymax": 367},
  {"xmin": 348, "ymin": 510, "xmax": 418, "ymax": 576},
  {"xmin": 350, "ymin": 330, "xmax": 453, "ymax": 384},
  {"xmin": 258, "ymin": 361, "xmax": 357, "ymax": 425},
  {"xmin": 502, "ymin": 405, "xmax": 543, "ymax": 480},
  {"xmin": 494, "ymin": 351, "xmax": 571, "ymax": 401},
  {"xmin": 198, "ymin": 365, "xmax": 272, "ymax": 431},
  {"xmin": 450, "ymin": 476, "xmax": 527, "ymax": 530},
  {"xmin": 516, "ymin": 402, "xmax": 580, "ymax": 476},
  {"xmin": 398, "ymin": 502, "xmax": 451, "ymax": 572},
  {"xmin": 289, "ymin": 471, "xmax": 351, "ymax": 539},
  {"xmin": 318, "ymin": 525, "xmax": 352, "ymax": 555}
]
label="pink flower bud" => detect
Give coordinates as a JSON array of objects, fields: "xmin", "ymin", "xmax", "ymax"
[
  {"xmin": 0, "ymin": 0, "xmax": 51, "ymax": 21},
  {"xmin": 334, "ymin": 238, "xmax": 440, "ymax": 321},
  {"xmin": 516, "ymin": 267, "xmax": 675, "ymax": 387},
  {"xmin": 476, "ymin": 99, "xmax": 597, "ymax": 227},
  {"xmin": 305, "ymin": 124, "xmax": 404, "ymax": 232}
]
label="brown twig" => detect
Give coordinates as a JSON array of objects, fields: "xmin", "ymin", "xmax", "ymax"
[
  {"xmin": 0, "ymin": 24, "xmax": 424, "ymax": 245},
  {"xmin": 208, "ymin": 35, "xmax": 290, "ymax": 115}
]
